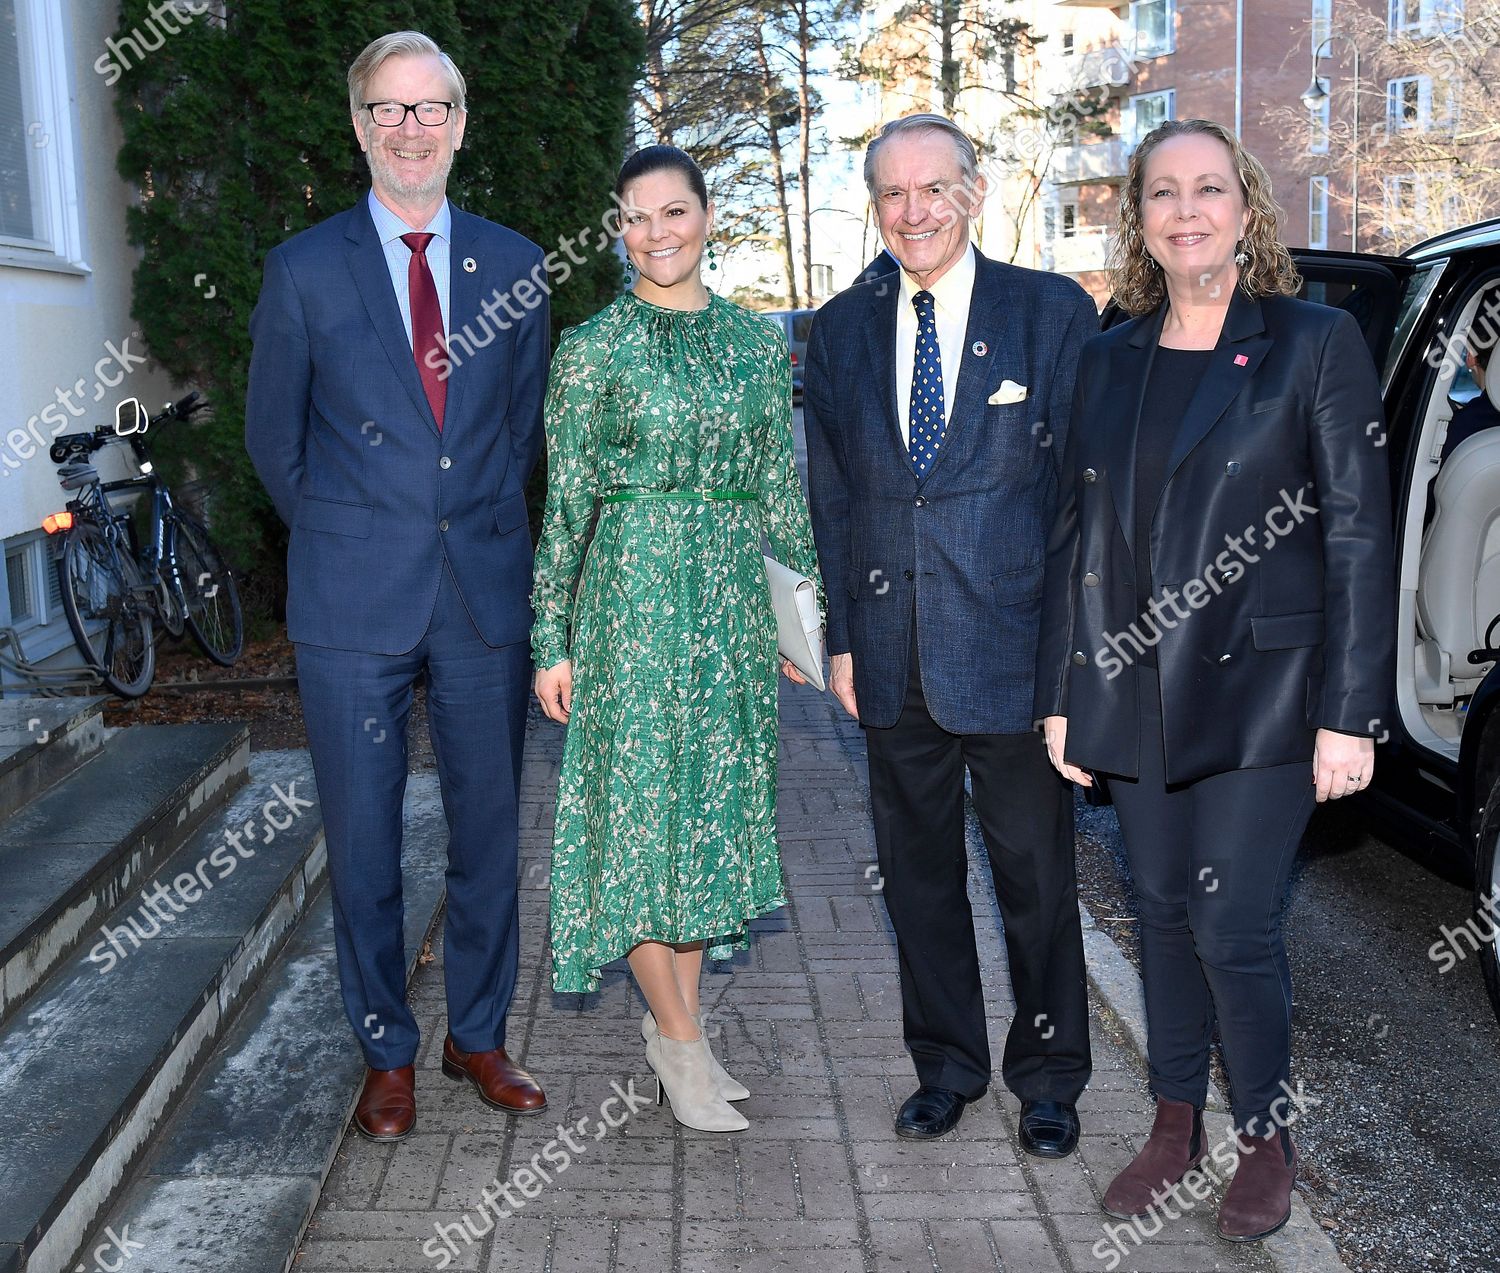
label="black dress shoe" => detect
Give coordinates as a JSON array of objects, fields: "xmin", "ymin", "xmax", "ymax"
[
  {"xmin": 895, "ymin": 1086, "xmax": 973, "ymax": 1139},
  {"xmin": 1019, "ymin": 1099, "xmax": 1080, "ymax": 1159}
]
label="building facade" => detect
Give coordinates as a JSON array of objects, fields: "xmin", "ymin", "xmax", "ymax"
[
  {"xmin": 858, "ymin": 0, "xmax": 1498, "ymax": 306},
  {"xmin": 2, "ymin": 0, "xmax": 180, "ymax": 691}
]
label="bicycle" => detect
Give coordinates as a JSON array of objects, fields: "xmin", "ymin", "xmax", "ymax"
[{"xmin": 43, "ymin": 392, "xmax": 244, "ymax": 698}]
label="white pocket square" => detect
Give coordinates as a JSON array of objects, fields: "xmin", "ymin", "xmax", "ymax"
[{"xmin": 988, "ymin": 380, "xmax": 1028, "ymax": 405}]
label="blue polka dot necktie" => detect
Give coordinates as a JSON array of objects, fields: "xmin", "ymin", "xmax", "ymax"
[{"xmin": 909, "ymin": 289, "xmax": 946, "ymax": 477}]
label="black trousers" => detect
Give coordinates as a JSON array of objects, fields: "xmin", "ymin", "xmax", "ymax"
[
  {"xmin": 863, "ymin": 625, "xmax": 1091, "ymax": 1102},
  {"xmin": 1108, "ymin": 664, "xmax": 1316, "ymax": 1135}
]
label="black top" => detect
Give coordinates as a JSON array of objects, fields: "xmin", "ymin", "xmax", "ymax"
[{"xmin": 1134, "ymin": 346, "xmax": 1214, "ymax": 665}]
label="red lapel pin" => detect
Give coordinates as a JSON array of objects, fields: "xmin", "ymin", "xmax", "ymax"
[{"xmin": 1234, "ymin": 354, "xmax": 1249, "ymax": 366}]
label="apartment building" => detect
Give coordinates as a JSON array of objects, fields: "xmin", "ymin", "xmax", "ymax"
[
  {"xmin": 1038, "ymin": 0, "xmax": 1491, "ymax": 303},
  {"xmin": 859, "ymin": 1, "xmax": 1496, "ymax": 306}
]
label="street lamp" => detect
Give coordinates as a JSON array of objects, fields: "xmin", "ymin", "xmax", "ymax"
[{"xmin": 1301, "ymin": 33, "xmax": 1361, "ymax": 249}]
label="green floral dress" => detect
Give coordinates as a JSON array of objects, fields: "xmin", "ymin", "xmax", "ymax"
[{"xmin": 531, "ymin": 290, "xmax": 826, "ymax": 994}]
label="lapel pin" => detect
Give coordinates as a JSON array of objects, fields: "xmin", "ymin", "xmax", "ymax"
[
  {"xmin": 972, "ymin": 340, "xmax": 988, "ymax": 357},
  {"xmin": 462, "ymin": 257, "xmax": 477, "ymax": 273},
  {"xmin": 1234, "ymin": 354, "xmax": 1249, "ymax": 366}
]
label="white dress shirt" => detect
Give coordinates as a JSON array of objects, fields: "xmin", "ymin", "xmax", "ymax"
[{"xmin": 895, "ymin": 242, "xmax": 976, "ymax": 449}]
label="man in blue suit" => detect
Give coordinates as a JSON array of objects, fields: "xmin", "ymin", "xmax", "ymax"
[
  {"xmin": 246, "ymin": 31, "xmax": 549, "ymax": 1140},
  {"xmin": 804, "ymin": 114, "xmax": 1096, "ymax": 1153}
]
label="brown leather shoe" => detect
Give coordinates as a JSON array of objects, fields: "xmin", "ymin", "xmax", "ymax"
[
  {"xmin": 441, "ymin": 1035, "xmax": 547, "ymax": 1115},
  {"xmin": 1103, "ymin": 1097, "xmax": 1207, "ymax": 1219},
  {"xmin": 353, "ymin": 1065, "xmax": 415, "ymax": 1141},
  {"xmin": 1218, "ymin": 1127, "xmax": 1297, "ymax": 1242}
]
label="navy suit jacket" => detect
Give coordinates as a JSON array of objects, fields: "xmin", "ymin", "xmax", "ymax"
[
  {"xmin": 245, "ymin": 196, "xmax": 549, "ymax": 654},
  {"xmin": 803, "ymin": 249, "xmax": 1099, "ymax": 733}
]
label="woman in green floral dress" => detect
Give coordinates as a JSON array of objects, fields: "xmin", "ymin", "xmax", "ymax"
[{"xmin": 531, "ymin": 147, "xmax": 825, "ymax": 1132}]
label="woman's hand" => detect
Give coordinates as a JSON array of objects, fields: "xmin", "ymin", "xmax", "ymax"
[
  {"xmin": 1313, "ymin": 728, "xmax": 1375, "ymax": 802},
  {"xmin": 1042, "ymin": 715, "xmax": 1093, "ymax": 788},
  {"xmin": 829, "ymin": 652, "xmax": 858, "ymax": 720},
  {"xmin": 534, "ymin": 659, "xmax": 573, "ymax": 723},
  {"xmin": 780, "ymin": 657, "xmax": 808, "ymax": 685}
]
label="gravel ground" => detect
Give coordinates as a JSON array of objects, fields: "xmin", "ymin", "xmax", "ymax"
[{"xmin": 1073, "ymin": 790, "xmax": 1500, "ymax": 1273}]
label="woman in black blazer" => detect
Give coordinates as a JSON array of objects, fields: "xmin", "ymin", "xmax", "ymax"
[{"xmin": 1035, "ymin": 119, "xmax": 1395, "ymax": 1243}]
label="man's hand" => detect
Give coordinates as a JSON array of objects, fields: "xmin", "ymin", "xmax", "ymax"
[
  {"xmin": 829, "ymin": 652, "xmax": 858, "ymax": 720},
  {"xmin": 534, "ymin": 660, "xmax": 573, "ymax": 723},
  {"xmin": 1041, "ymin": 715, "xmax": 1093, "ymax": 788},
  {"xmin": 1313, "ymin": 728, "xmax": 1374, "ymax": 802},
  {"xmin": 781, "ymin": 657, "xmax": 808, "ymax": 685}
]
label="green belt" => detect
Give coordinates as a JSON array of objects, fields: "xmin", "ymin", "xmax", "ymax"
[{"xmin": 601, "ymin": 489, "xmax": 759, "ymax": 504}]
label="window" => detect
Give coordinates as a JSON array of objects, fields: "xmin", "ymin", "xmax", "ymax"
[
  {"xmin": 1309, "ymin": 93, "xmax": 1331, "ymax": 154},
  {"xmin": 1389, "ymin": 0, "xmax": 1464, "ymax": 36},
  {"xmin": 1387, "ymin": 75, "xmax": 1432, "ymax": 132},
  {"xmin": 1127, "ymin": 90, "xmax": 1174, "ymax": 146},
  {"xmin": 1, "ymin": 0, "xmax": 84, "ymax": 270},
  {"xmin": 3, "ymin": 536, "xmax": 44, "ymax": 629},
  {"xmin": 1311, "ymin": 0, "xmax": 1332, "ymax": 50},
  {"xmin": 1131, "ymin": 0, "xmax": 1175, "ymax": 58},
  {"xmin": 1309, "ymin": 177, "xmax": 1329, "ymax": 249},
  {"xmin": 0, "ymin": 0, "xmax": 35, "ymax": 242},
  {"xmin": 1383, "ymin": 173, "xmax": 1420, "ymax": 233},
  {"xmin": 1044, "ymin": 201, "xmax": 1080, "ymax": 241},
  {"xmin": 1061, "ymin": 31, "xmax": 1075, "ymax": 56}
]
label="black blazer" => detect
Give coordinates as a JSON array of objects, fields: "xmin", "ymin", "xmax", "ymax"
[{"xmin": 1034, "ymin": 288, "xmax": 1396, "ymax": 784}]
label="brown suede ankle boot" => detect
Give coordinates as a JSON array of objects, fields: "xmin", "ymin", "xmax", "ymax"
[
  {"xmin": 1217, "ymin": 1126, "xmax": 1297, "ymax": 1242},
  {"xmin": 1102, "ymin": 1097, "xmax": 1206, "ymax": 1219}
]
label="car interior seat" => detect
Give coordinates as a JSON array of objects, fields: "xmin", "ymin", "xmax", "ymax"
[{"xmin": 1416, "ymin": 342, "xmax": 1500, "ymax": 706}]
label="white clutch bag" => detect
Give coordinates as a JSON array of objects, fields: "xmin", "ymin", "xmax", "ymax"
[{"xmin": 763, "ymin": 555, "xmax": 826, "ymax": 691}]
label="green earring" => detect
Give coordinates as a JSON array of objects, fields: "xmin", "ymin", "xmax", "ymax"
[{"xmin": 706, "ymin": 241, "xmax": 718, "ymax": 271}]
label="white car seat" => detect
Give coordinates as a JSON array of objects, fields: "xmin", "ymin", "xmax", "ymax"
[{"xmin": 1416, "ymin": 345, "xmax": 1500, "ymax": 704}]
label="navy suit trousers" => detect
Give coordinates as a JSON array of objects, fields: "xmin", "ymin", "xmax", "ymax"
[{"xmin": 295, "ymin": 562, "xmax": 531, "ymax": 1069}]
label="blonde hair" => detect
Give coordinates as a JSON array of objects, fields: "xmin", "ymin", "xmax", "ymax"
[
  {"xmin": 1108, "ymin": 118, "xmax": 1300, "ymax": 316},
  {"xmin": 347, "ymin": 31, "xmax": 467, "ymax": 121}
]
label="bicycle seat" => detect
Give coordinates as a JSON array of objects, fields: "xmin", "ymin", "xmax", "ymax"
[{"xmin": 57, "ymin": 462, "xmax": 99, "ymax": 491}]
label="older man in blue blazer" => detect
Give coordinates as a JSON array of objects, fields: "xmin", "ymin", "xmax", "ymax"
[
  {"xmin": 246, "ymin": 31, "xmax": 549, "ymax": 1140},
  {"xmin": 804, "ymin": 114, "xmax": 1097, "ymax": 1153}
]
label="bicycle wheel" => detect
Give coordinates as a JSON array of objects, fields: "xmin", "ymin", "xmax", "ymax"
[
  {"xmin": 169, "ymin": 513, "xmax": 243, "ymax": 666},
  {"xmin": 57, "ymin": 520, "xmax": 156, "ymax": 698}
]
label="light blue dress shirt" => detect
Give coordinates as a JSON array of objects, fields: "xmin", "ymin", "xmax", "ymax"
[{"xmin": 367, "ymin": 189, "xmax": 451, "ymax": 346}]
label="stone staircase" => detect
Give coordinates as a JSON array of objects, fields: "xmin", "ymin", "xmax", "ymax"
[{"xmin": 0, "ymin": 696, "xmax": 449, "ymax": 1273}]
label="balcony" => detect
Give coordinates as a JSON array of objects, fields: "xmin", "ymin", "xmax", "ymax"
[
  {"xmin": 1072, "ymin": 42, "xmax": 1135, "ymax": 91},
  {"xmin": 1049, "ymin": 137, "xmax": 1131, "ymax": 185},
  {"xmin": 1042, "ymin": 225, "xmax": 1113, "ymax": 274}
]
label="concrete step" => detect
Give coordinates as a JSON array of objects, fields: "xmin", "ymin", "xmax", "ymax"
[
  {"xmin": 79, "ymin": 774, "xmax": 450, "ymax": 1273},
  {"xmin": 0, "ymin": 751, "xmax": 332, "ymax": 1273},
  {"xmin": 0, "ymin": 696, "xmax": 109, "ymax": 823},
  {"xmin": 0, "ymin": 722, "xmax": 249, "ymax": 1024}
]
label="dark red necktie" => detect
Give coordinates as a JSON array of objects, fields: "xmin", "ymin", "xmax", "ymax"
[{"xmin": 400, "ymin": 231, "xmax": 446, "ymax": 430}]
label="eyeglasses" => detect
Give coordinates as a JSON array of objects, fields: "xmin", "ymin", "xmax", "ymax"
[{"xmin": 363, "ymin": 100, "xmax": 455, "ymax": 128}]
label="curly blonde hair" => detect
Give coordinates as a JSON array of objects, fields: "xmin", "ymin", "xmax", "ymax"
[{"xmin": 1108, "ymin": 118, "xmax": 1301, "ymax": 316}]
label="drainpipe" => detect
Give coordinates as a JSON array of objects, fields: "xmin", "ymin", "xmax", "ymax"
[{"xmin": 1234, "ymin": 0, "xmax": 1244, "ymax": 136}]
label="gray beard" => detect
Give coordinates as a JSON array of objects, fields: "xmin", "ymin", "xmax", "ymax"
[{"xmin": 364, "ymin": 136, "xmax": 454, "ymax": 207}]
